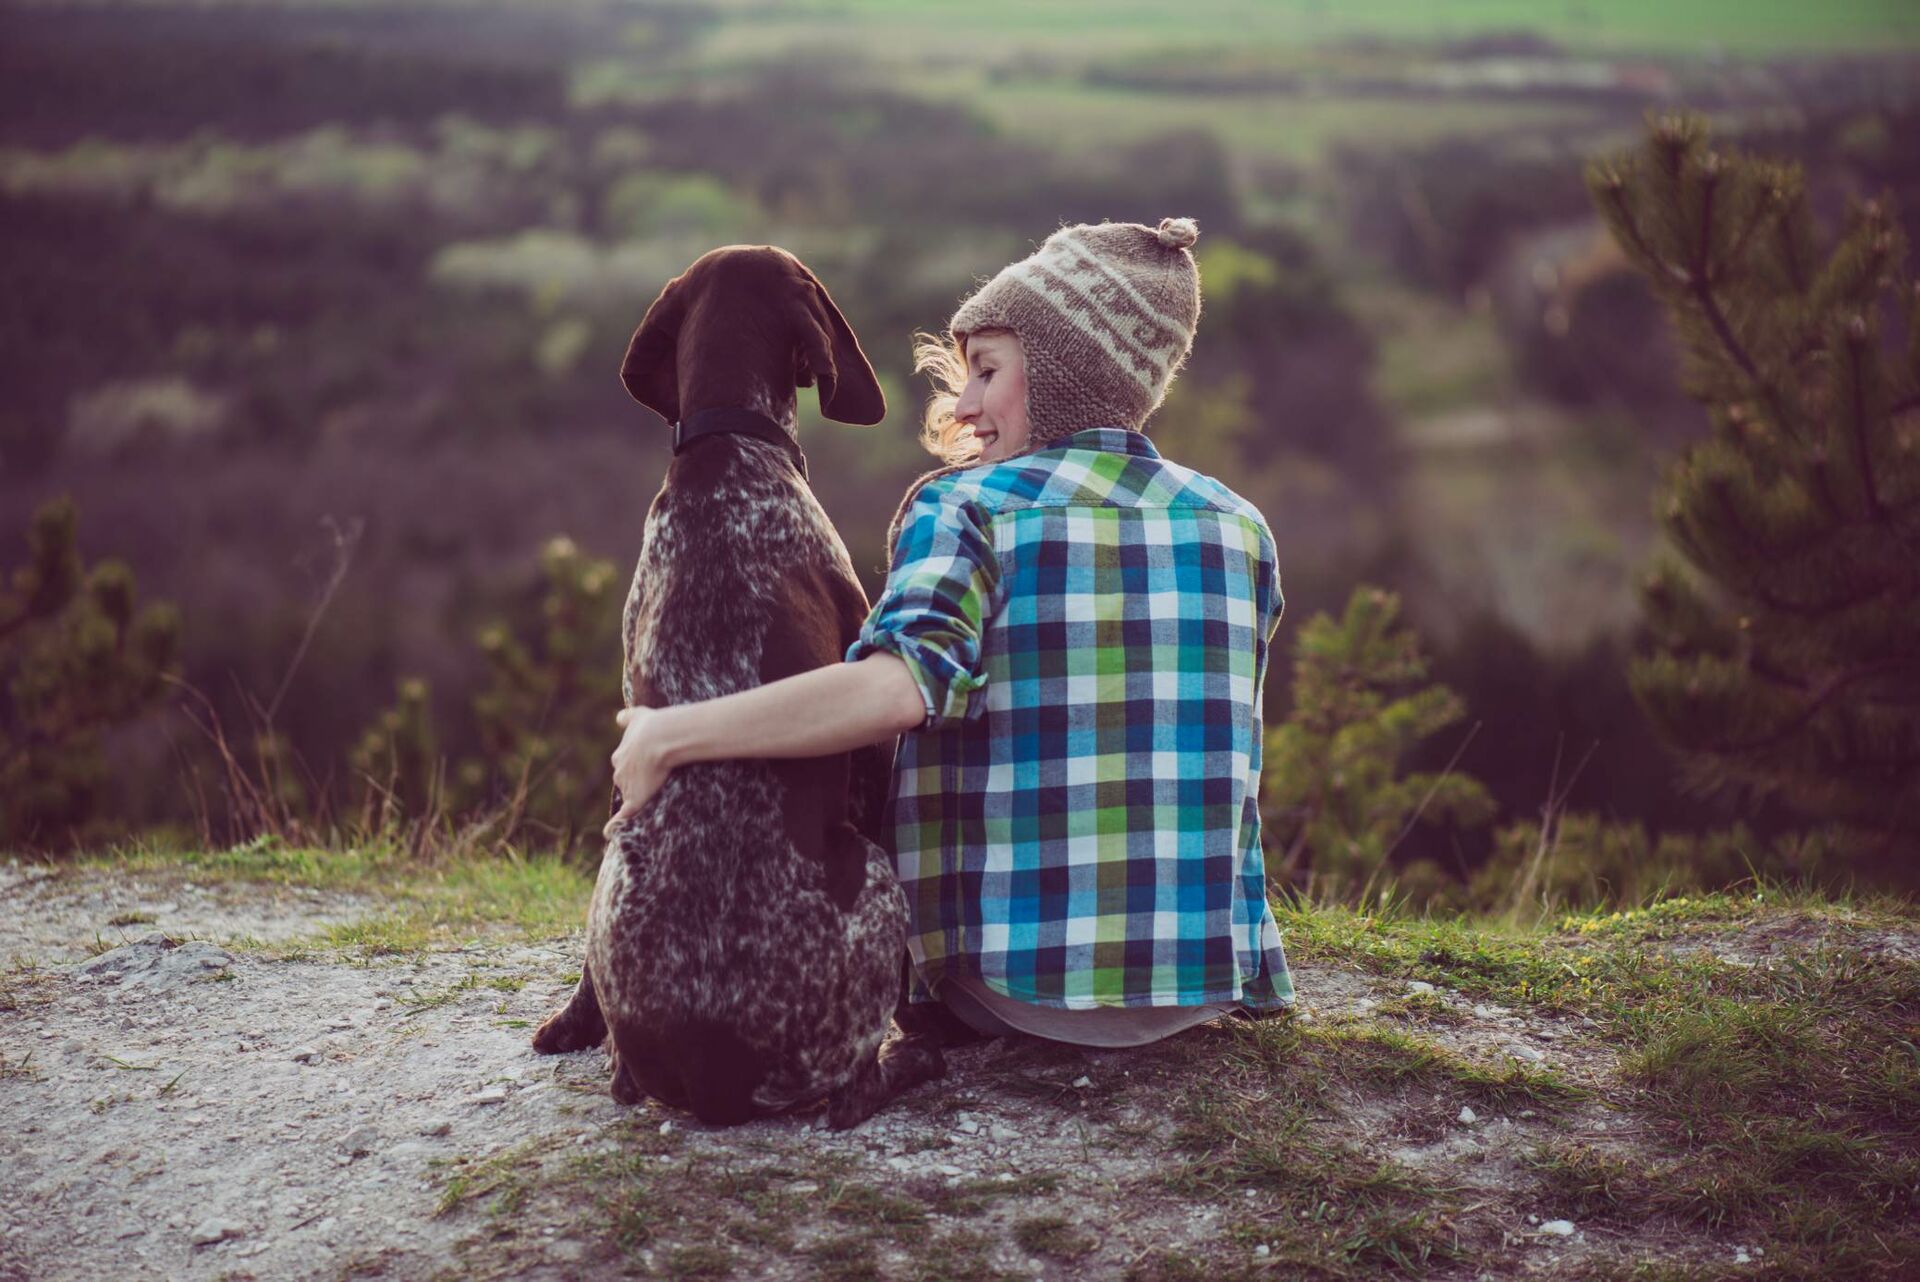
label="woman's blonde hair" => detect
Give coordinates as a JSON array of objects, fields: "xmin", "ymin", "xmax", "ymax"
[{"xmin": 910, "ymin": 325, "xmax": 1016, "ymax": 466}]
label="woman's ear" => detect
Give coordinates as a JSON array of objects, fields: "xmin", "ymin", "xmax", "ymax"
[
  {"xmin": 793, "ymin": 273, "xmax": 887, "ymax": 426},
  {"xmin": 620, "ymin": 275, "xmax": 686, "ymax": 426}
]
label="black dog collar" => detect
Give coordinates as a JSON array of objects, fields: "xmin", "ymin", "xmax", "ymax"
[{"xmin": 672, "ymin": 407, "xmax": 808, "ymax": 480}]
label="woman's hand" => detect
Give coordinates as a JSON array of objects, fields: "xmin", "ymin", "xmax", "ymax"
[{"xmin": 604, "ymin": 706, "xmax": 670, "ymax": 839}]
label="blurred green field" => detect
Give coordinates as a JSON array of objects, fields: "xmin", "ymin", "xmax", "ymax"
[
  {"xmin": 699, "ymin": 0, "xmax": 1920, "ymax": 58},
  {"xmin": 907, "ymin": 74, "xmax": 1610, "ymax": 167}
]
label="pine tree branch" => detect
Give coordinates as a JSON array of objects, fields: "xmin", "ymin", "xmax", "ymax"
[
  {"xmin": 1747, "ymin": 570, "xmax": 1898, "ymax": 620},
  {"xmin": 1777, "ymin": 203, "xmax": 1808, "ymax": 294},
  {"xmin": 1720, "ymin": 654, "xmax": 1920, "ymax": 756},
  {"xmin": 1843, "ymin": 331, "xmax": 1889, "ymax": 521},
  {"xmin": 1718, "ymin": 203, "xmax": 1767, "ymax": 287},
  {"xmin": 1694, "ymin": 278, "xmax": 1798, "ymax": 443}
]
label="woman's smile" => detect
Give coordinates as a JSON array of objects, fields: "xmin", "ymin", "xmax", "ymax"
[{"xmin": 953, "ymin": 329, "xmax": 1031, "ymax": 464}]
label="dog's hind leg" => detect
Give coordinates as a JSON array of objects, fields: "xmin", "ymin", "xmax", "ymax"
[
  {"xmin": 609, "ymin": 1047, "xmax": 644, "ymax": 1106},
  {"xmin": 826, "ymin": 1035, "xmax": 945, "ymax": 1131},
  {"xmin": 531, "ymin": 959, "xmax": 608, "ymax": 1054}
]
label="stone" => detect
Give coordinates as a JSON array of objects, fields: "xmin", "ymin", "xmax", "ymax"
[
  {"xmin": 189, "ymin": 1220, "xmax": 243, "ymax": 1247},
  {"xmin": 77, "ymin": 936, "xmax": 235, "ymax": 992},
  {"xmin": 1457, "ymin": 1106, "xmax": 1478, "ymax": 1125},
  {"xmin": 1407, "ymin": 981, "xmax": 1436, "ymax": 995},
  {"xmin": 420, "ymin": 1120, "xmax": 452, "ymax": 1137},
  {"xmin": 1539, "ymin": 1220, "xmax": 1576, "ymax": 1236},
  {"xmin": 470, "ymin": 1087, "xmax": 508, "ymax": 1106},
  {"xmin": 290, "ymin": 1047, "xmax": 319, "ymax": 1064},
  {"xmin": 340, "ymin": 1126, "xmax": 379, "ymax": 1158}
]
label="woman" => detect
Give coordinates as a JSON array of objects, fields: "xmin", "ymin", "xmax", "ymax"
[{"xmin": 606, "ymin": 216, "xmax": 1294, "ymax": 1046}]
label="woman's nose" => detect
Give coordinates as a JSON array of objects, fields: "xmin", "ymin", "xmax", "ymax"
[{"xmin": 954, "ymin": 382, "xmax": 981, "ymax": 424}]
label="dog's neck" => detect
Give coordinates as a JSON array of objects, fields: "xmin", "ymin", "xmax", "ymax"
[
  {"xmin": 674, "ymin": 383, "xmax": 807, "ymax": 479},
  {"xmin": 680, "ymin": 384, "xmax": 798, "ymax": 438}
]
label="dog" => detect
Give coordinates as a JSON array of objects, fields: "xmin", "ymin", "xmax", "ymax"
[{"xmin": 530, "ymin": 245, "xmax": 943, "ymax": 1129}]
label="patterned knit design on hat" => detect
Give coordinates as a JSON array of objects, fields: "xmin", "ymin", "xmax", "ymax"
[{"xmin": 949, "ymin": 216, "xmax": 1202, "ymax": 447}]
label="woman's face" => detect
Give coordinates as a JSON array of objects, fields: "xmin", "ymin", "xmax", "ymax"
[{"xmin": 954, "ymin": 330, "xmax": 1030, "ymax": 463}]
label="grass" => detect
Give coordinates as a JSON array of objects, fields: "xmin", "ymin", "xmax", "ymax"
[
  {"xmin": 24, "ymin": 846, "xmax": 1917, "ymax": 1278},
  {"xmin": 1159, "ymin": 1019, "xmax": 1488, "ymax": 1277},
  {"xmin": 693, "ymin": 0, "xmax": 1920, "ymax": 61},
  {"xmin": 67, "ymin": 833, "xmax": 595, "ymax": 957},
  {"xmin": 1011, "ymin": 1213, "xmax": 1097, "ymax": 1259},
  {"xmin": 1266, "ymin": 883, "xmax": 1920, "ymax": 1277}
]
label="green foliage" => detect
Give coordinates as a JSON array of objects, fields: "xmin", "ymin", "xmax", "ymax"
[
  {"xmin": 0, "ymin": 495, "xmax": 178, "ymax": 851},
  {"xmin": 347, "ymin": 677, "xmax": 440, "ymax": 835},
  {"xmin": 1470, "ymin": 812, "xmax": 1856, "ymax": 914},
  {"xmin": 1261, "ymin": 585, "xmax": 1494, "ymax": 899},
  {"xmin": 353, "ymin": 535, "xmax": 621, "ymax": 858},
  {"xmin": 1586, "ymin": 110, "xmax": 1920, "ymax": 870}
]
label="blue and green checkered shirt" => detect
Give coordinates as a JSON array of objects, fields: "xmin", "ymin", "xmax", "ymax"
[{"xmin": 846, "ymin": 427, "xmax": 1295, "ymax": 1011}]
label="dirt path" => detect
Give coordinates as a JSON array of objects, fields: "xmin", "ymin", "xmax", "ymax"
[{"xmin": 0, "ymin": 863, "xmax": 1741, "ymax": 1281}]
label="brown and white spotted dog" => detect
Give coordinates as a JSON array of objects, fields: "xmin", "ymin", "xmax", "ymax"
[{"xmin": 530, "ymin": 245, "xmax": 944, "ymax": 1129}]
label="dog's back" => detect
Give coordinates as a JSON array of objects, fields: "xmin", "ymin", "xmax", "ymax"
[
  {"xmin": 588, "ymin": 436, "xmax": 902, "ymax": 1119},
  {"xmin": 534, "ymin": 242, "xmax": 936, "ymax": 1128}
]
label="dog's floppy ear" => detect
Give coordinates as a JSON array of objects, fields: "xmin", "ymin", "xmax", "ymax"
[
  {"xmin": 620, "ymin": 273, "xmax": 687, "ymax": 426},
  {"xmin": 791, "ymin": 270, "xmax": 887, "ymax": 426}
]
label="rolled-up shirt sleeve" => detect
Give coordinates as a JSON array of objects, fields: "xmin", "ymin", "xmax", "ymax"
[{"xmin": 846, "ymin": 480, "xmax": 1001, "ymax": 732}]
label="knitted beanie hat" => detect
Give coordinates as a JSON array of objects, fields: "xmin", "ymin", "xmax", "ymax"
[{"xmin": 948, "ymin": 216, "xmax": 1202, "ymax": 447}]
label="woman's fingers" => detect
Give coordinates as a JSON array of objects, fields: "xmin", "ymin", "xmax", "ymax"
[
  {"xmin": 602, "ymin": 804, "xmax": 638, "ymax": 840},
  {"xmin": 604, "ymin": 706, "xmax": 662, "ymax": 839}
]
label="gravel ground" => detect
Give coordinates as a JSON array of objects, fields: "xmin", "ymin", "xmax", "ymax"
[{"xmin": 0, "ymin": 863, "xmax": 1745, "ymax": 1282}]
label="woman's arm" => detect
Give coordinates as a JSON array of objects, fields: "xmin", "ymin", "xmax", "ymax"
[{"xmin": 603, "ymin": 652, "xmax": 925, "ymax": 836}]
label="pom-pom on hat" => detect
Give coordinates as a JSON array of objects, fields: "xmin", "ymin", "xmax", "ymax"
[{"xmin": 949, "ymin": 216, "xmax": 1203, "ymax": 447}]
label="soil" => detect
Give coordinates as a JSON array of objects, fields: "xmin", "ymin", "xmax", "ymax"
[{"xmin": 0, "ymin": 863, "xmax": 1789, "ymax": 1282}]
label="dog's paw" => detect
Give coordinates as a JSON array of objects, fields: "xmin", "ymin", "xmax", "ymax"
[
  {"xmin": 531, "ymin": 1010, "xmax": 596, "ymax": 1055},
  {"xmin": 880, "ymin": 1036, "xmax": 947, "ymax": 1096},
  {"xmin": 609, "ymin": 1059, "xmax": 645, "ymax": 1106}
]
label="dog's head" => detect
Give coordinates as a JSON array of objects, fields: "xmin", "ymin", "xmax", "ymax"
[{"xmin": 619, "ymin": 245, "xmax": 887, "ymax": 429}]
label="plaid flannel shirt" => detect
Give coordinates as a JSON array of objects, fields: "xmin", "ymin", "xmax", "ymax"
[{"xmin": 846, "ymin": 427, "xmax": 1294, "ymax": 1010}]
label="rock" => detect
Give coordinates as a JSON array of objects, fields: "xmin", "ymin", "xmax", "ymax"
[
  {"xmin": 1253, "ymin": 1244, "xmax": 1271, "ymax": 1258},
  {"xmin": 340, "ymin": 1126, "xmax": 379, "ymax": 1158},
  {"xmin": 1539, "ymin": 1220, "xmax": 1576, "ymax": 1236},
  {"xmin": 76, "ymin": 936, "xmax": 234, "ymax": 992},
  {"xmin": 470, "ymin": 1087, "xmax": 508, "ymax": 1106},
  {"xmin": 1070, "ymin": 1076, "xmax": 1092, "ymax": 1089},
  {"xmin": 988, "ymin": 1124, "xmax": 1019, "ymax": 1143},
  {"xmin": 1509, "ymin": 1045, "xmax": 1546, "ymax": 1063},
  {"xmin": 658, "ymin": 1120, "xmax": 673, "ymax": 1135},
  {"xmin": 957, "ymin": 1118, "xmax": 981, "ymax": 1135},
  {"xmin": 189, "ymin": 1220, "xmax": 243, "ymax": 1247},
  {"xmin": 290, "ymin": 1047, "xmax": 320, "ymax": 1064},
  {"xmin": 1407, "ymin": 981, "xmax": 1436, "ymax": 995},
  {"xmin": 1457, "ymin": 1106, "xmax": 1478, "ymax": 1125},
  {"xmin": 420, "ymin": 1120, "xmax": 452, "ymax": 1137},
  {"xmin": 1734, "ymin": 1250, "xmax": 1752, "ymax": 1264}
]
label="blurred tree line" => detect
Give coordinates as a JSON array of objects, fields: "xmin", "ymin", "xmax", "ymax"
[
  {"xmin": 9, "ymin": 112, "xmax": 1915, "ymax": 900},
  {"xmin": 4, "ymin": 4, "xmax": 1915, "ymax": 901}
]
